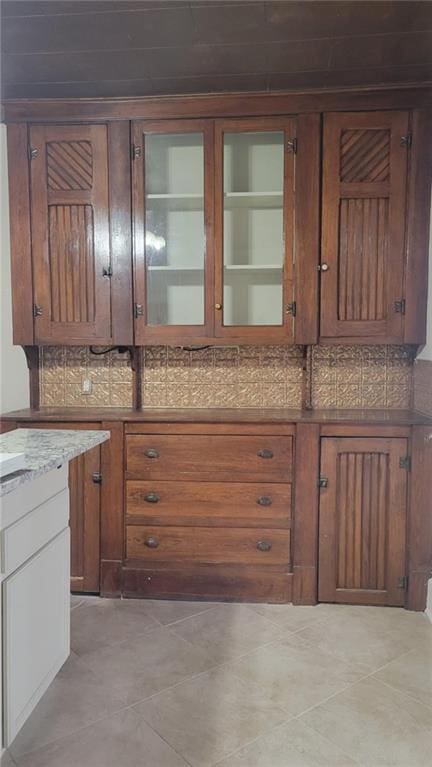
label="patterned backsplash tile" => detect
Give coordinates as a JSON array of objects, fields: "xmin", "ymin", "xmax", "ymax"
[
  {"xmin": 413, "ymin": 359, "xmax": 432, "ymax": 416},
  {"xmin": 40, "ymin": 344, "xmax": 416, "ymax": 410}
]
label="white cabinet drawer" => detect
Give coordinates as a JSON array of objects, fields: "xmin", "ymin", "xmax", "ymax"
[
  {"xmin": 1, "ymin": 489, "xmax": 69, "ymax": 576},
  {"xmin": 3, "ymin": 528, "xmax": 70, "ymax": 746},
  {"xmin": 0, "ymin": 465, "xmax": 68, "ymax": 530}
]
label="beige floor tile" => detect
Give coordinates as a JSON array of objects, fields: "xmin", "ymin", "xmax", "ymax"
[
  {"xmin": 79, "ymin": 625, "xmax": 214, "ymax": 704},
  {"xmin": 215, "ymin": 718, "xmax": 359, "ymax": 767},
  {"xmin": 144, "ymin": 598, "xmax": 217, "ymax": 625},
  {"xmin": 249, "ymin": 603, "xmax": 354, "ymax": 632},
  {"xmin": 0, "ymin": 751, "xmax": 16, "ymax": 766},
  {"xmin": 170, "ymin": 604, "xmax": 284, "ymax": 664},
  {"xmin": 14, "ymin": 708, "xmax": 189, "ymax": 767},
  {"xmin": 135, "ymin": 665, "xmax": 288, "ymax": 767},
  {"xmin": 225, "ymin": 634, "xmax": 366, "ymax": 715},
  {"xmin": 70, "ymin": 595, "xmax": 84, "ymax": 611},
  {"xmin": 9, "ymin": 654, "xmax": 127, "ymax": 759},
  {"xmin": 300, "ymin": 677, "xmax": 432, "ymax": 767},
  {"xmin": 71, "ymin": 597, "xmax": 160, "ymax": 655},
  {"xmin": 374, "ymin": 646, "xmax": 432, "ymax": 707}
]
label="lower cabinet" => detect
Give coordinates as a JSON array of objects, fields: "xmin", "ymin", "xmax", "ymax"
[
  {"xmin": 19, "ymin": 422, "xmax": 101, "ymax": 593},
  {"xmin": 318, "ymin": 437, "xmax": 408, "ymax": 606}
]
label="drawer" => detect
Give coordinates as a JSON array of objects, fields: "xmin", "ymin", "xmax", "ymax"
[
  {"xmin": 1, "ymin": 488, "xmax": 69, "ymax": 576},
  {"xmin": 126, "ymin": 435, "xmax": 292, "ymax": 482},
  {"xmin": 126, "ymin": 480, "xmax": 291, "ymax": 528},
  {"xmin": 126, "ymin": 525, "xmax": 290, "ymax": 567}
]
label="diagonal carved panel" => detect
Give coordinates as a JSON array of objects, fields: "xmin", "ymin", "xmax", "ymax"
[
  {"xmin": 47, "ymin": 141, "xmax": 93, "ymax": 190},
  {"xmin": 336, "ymin": 452, "xmax": 389, "ymax": 591},
  {"xmin": 340, "ymin": 129, "xmax": 390, "ymax": 183},
  {"xmin": 48, "ymin": 205, "xmax": 96, "ymax": 323},
  {"xmin": 338, "ymin": 197, "xmax": 389, "ymax": 321}
]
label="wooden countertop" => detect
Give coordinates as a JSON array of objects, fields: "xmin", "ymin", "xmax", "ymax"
[{"xmin": 2, "ymin": 407, "xmax": 432, "ymax": 426}]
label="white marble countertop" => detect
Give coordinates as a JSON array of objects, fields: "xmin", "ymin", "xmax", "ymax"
[{"xmin": 0, "ymin": 429, "xmax": 110, "ymax": 497}]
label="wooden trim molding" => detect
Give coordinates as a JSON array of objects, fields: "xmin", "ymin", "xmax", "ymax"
[
  {"xmin": 407, "ymin": 425, "xmax": 432, "ymax": 610},
  {"xmin": 22, "ymin": 345, "xmax": 39, "ymax": 409},
  {"xmin": 292, "ymin": 422, "xmax": 320, "ymax": 604}
]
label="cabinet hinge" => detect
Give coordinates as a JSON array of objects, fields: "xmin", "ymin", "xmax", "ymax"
[
  {"xmin": 394, "ymin": 299, "xmax": 406, "ymax": 315},
  {"xmin": 286, "ymin": 301, "xmax": 296, "ymax": 317},
  {"xmin": 399, "ymin": 455, "xmax": 411, "ymax": 470},
  {"xmin": 397, "ymin": 575, "xmax": 408, "ymax": 590},
  {"xmin": 28, "ymin": 146, "xmax": 38, "ymax": 160},
  {"xmin": 33, "ymin": 304, "xmax": 43, "ymax": 317},
  {"xmin": 400, "ymin": 134, "xmax": 412, "ymax": 150},
  {"xmin": 92, "ymin": 472, "xmax": 102, "ymax": 484},
  {"xmin": 134, "ymin": 303, "xmax": 144, "ymax": 318},
  {"xmin": 286, "ymin": 138, "xmax": 297, "ymax": 154},
  {"xmin": 318, "ymin": 476, "xmax": 328, "ymax": 488},
  {"xmin": 102, "ymin": 265, "xmax": 113, "ymax": 277},
  {"xmin": 132, "ymin": 145, "xmax": 142, "ymax": 160}
]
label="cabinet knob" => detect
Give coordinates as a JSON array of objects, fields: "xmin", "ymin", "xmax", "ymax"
[
  {"xmin": 144, "ymin": 492, "xmax": 160, "ymax": 504},
  {"xmin": 257, "ymin": 448, "xmax": 274, "ymax": 459},
  {"xmin": 257, "ymin": 496, "xmax": 272, "ymax": 506},
  {"xmin": 319, "ymin": 263, "xmax": 329, "ymax": 272},
  {"xmin": 215, "ymin": 303, "xmax": 222, "ymax": 310},
  {"xmin": 144, "ymin": 448, "xmax": 159, "ymax": 459},
  {"xmin": 256, "ymin": 540, "xmax": 272, "ymax": 552},
  {"xmin": 144, "ymin": 536, "xmax": 159, "ymax": 549}
]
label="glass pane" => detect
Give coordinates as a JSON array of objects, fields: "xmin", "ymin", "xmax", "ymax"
[
  {"xmin": 223, "ymin": 132, "xmax": 284, "ymax": 326},
  {"xmin": 145, "ymin": 133, "xmax": 205, "ymax": 325}
]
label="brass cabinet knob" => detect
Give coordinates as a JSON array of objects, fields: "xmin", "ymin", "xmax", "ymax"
[
  {"xmin": 144, "ymin": 448, "xmax": 159, "ymax": 459},
  {"xmin": 144, "ymin": 492, "xmax": 160, "ymax": 503},
  {"xmin": 144, "ymin": 536, "xmax": 159, "ymax": 549},
  {"xmin": 257, "ymin": 496, "xmax": 272, "ymax": 506},
  {"xmin": 256, "ymin": 540, "xmax": 272, "ymax": 552},
  {"xmin": 257, "ymin": 448, "xmax": 274, "ymax": 459},
  {"xmin": 215, "ymin": 303, "xmax": 222, "ymax": 310},
  {"xmin": 319, "ymin": 263, "xmax": 329, "ymax": 272}
]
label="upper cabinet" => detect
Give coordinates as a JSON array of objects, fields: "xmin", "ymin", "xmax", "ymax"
[{"xmin": 320, "ymin": 111, "xmax": 410, "ymax": 343}]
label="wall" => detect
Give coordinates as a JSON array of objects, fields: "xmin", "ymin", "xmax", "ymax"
[{"xmin": 0, "ymin": 125, "xmax": 29, "ymax": 414}]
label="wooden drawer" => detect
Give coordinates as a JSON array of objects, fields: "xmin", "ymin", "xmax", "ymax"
[
  {"xmin": 126, "ymin": 480, "xmax": 291, "ymax": 528},
  {"xmin": 126, "ymin": 525, "xmax": 290, "ymax": 567},
  {"xmin": 126, "ymin": 435, "xmax": 292, "ymax": 482}
]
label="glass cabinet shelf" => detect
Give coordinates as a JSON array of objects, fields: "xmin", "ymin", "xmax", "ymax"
[
  {"xmin": 147, "ymin": 193, "xmax": 204, "ymax": 211},
  {"xmin": 224, "ymin": 191, "xmax": 283, "ymax": 209},
  {"xmin": 147, "ymin": 265, "xmax": 204, "ymax": 271},
  {"xmin": 224, "ymin": 264, "xmax": 282, "ymax": 271}
]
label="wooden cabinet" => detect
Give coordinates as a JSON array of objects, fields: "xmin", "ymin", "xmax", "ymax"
[
  {"xmin": 18, "ymin": 422, "xmax": 102, "ymax": 592},
  {"xmin": 318, "ymin": 436, "xmax": 409, "ymax": 606},
  {"xmin": 320, "ymin": 112, "xmax": 410, "ymax": 342}
]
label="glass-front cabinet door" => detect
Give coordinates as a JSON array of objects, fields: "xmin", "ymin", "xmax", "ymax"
[
  {"xmin": 132, "ymin": 120, "xmax": 214, "ymax": 343},
  {"xmin": 215, "ymin": 118, "xmax": 296, "ymax": 341}
]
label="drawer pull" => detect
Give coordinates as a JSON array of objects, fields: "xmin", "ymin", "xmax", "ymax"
[
  {"xmin": 256, "ymin": 540, "xmax": 272, "ymax": 552},
  {"xmin": 144, "ymin": 492, "xmax": 160, "ymax": 504},
  {"xmin": 144, "ymin": 448, "xmax": 159, "ymax": 459},
  {"xmin": 257, "ymin": 496, "xmax": 272, "ymax": 507},
  {"xmin": 144, "ymin": 536, "xmax": 159, "ymax": 549},
  {"xmin": 257, "ymin": 448, "xmax": 273, "ymax": 459}
]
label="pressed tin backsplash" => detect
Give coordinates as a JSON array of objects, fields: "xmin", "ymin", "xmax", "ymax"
[{"xmin": 39, "ymin": 344, "xmax": 415, "ymax": 410}]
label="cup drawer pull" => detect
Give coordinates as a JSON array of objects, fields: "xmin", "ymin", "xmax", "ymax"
[
  {"xmin": 257, "ymin": 448, "xmax": 274, "ymax": 459},
  {"xmin": 144, "ymin": 448, "xmax": 159, "ymax": 459},
  {"xmin": 144, "ymin": 492, "xmax": 160, "ymax": 504},
  {"xmin": 144, "ymin": 536, "xmax": 159, "ymax": 549},
  {"xmin": 257, "ymin": 496, "xmax": 272, "ymax": 507},
  {"xmin": 256, "ymin": 540, "xmax": 272, "ymax": 552}
]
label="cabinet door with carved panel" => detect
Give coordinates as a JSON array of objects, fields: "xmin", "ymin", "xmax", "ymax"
[
  {"xmin": 320, "ymin": 112, "xmax": 410, "ymax": 342},
  {"xmin": 318, "ymin": 437, "xmax": 408, "ymax": 606},
  {"xmin": 29, "ymin": 125, "xmax": 112, "ymax": 344}
]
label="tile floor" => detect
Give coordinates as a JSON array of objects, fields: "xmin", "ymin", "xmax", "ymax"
[{"xmin": 3, "ymin": 597, "xmax": 432, "ymax": 767}]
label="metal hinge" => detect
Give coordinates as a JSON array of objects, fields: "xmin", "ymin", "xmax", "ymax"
[
  {"xmin": 397, "ymin": 575, "xmax": 408, "ymax": 589},
  {"xmin": 286, "ymin": 138, "xmax": 297, "ymax": 154},
  {"xmin": 286, "ymin": 301, "xmax": 296, "ymax": 317},
  {"xmin": 400, "ymin": 134, "xmax": 412, "ymax": 150},
  {"xmin": 132, "ymin": 145, "xmax": 142, "ymax": 160},
  {"xmin": 318, "ymin": 476, "xmax": 328, "ymax": 488},
  {"xmin": 33, "ymin": 304, "xmax": 43, "ymax": 317},
  {"xmin": 134, "ymin": 303, "xmax": 144, "ymax": 318},
  {"xmin": 399, "ymin": 455, "xmax": 411, "ymax": 470},
  {"xmin": 394, "ymin": 299, "xmax": 406, "ymax": 315},
  {"xmin": 92, "ymin": 472, "xmax": 102, "ymax": 484},
  {"xmin": 102, "ymin": 265, "xmax": 113, "ymax": 277},
  {"xmin": 28, "ymin": 146, "xmax": 38, "ymax": 160}
]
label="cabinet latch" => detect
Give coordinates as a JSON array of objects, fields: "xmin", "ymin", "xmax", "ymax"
[
  {"xmin": 399, "ymin": 456, "xmax": 411, "ymax": 470},
  {"xmin": 318, "ymin": 476, "xmax": 328, "ymax": 488},
  {"xmin": 286, "ymin": 138, "xmax": 297, "ymax": 154},
  {"xmin": 397, "ymin": 575, "xmax": 408, "ymax": 589},
  {"xmin": 92, "ymin": 472, "xmax": 102, "ymax": 484},
  {"xmin": 132, "ymin": 145, "xmax": 142, "ymax": 159},
  {"xmin": 28, "ymin": 146, "xmax": 38, "ymax": 160},
  {"xmin": 102, "ymin": 265, "xmax": 113, "ymax": 277},
  {"xmin": 286, "ymin": 301, "xmax": 296, "ymax": 317},
  {"xmin": 394, "ymin": 299, "xmax": 406, "ymax": 315},
  {"xmin": 33, "ymin": 304, "xmax": 43, "ymax": 317},
  {"xmin": 400, "ymin": 134, "xmax": 412, "ymax": 149},
  {"xmin": 134, "ymin": 303, "xmax": 144, "ymax": 318}
]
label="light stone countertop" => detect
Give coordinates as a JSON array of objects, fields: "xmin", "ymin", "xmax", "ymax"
[{"xmin": 0, "ymin": 428, "xmax": 110, "ymax": 497}]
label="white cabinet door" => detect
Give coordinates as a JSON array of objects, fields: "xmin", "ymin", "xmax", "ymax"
[{"xmin": 3, "ymin": 528, "xmax": 70, "ymax": 745}]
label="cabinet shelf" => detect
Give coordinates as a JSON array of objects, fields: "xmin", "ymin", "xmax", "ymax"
[
  {"xmin": 148, "ymin": 265, "xmax": 204, "ymax": 271},
  {"xmin": 147, "ymin": 193, "xmax": 203, "ymax": 211},
  {"xmin": 224, "ymin": 264, "xmax": 282, "ymax": 271},
  {"xmin": 224, "ymin": 192, "xmax": 283, "ymax": 209}
]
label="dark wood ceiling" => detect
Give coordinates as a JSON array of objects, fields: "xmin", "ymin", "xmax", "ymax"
[{"xmin": 2, "ymin": 0, "xmax": 432, "ymax": 100}]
